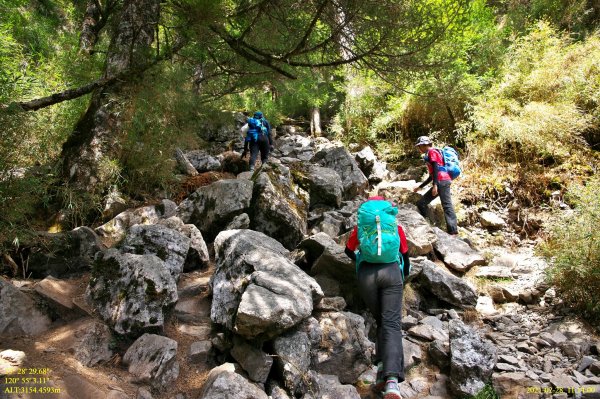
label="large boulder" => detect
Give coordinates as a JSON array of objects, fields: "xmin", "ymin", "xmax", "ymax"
[
  {"xmin": 230, "ymin": 337, "xmax": 273, "ymax": 383},
  {"xmin": 375, "ymin": 181, "xmax": 421, "ymax": 205},
  {"xmin": 211, "ymin": 230, "xmax": 322, "ymax": 339},
  {"xmin": 355, "ymin": 146, "xmax": 389, "ymax": 183},
  {"xmin": 449, "ymin": 319, "xmax": 497, "ymax": 397},
  {"xmin": 158, "ymin": 216, "xmax": 210, "ymax": 271},
  {"xmin": 184, "ymin": 150, "xmax": 221, "ymax": 172},
  {"xmin": 415, "ymin": 258, "xmax": 478, "ymax": 308},
  {"xmin": 297, "ymin": 233, "xmax": 361, "ymax": 306},
  {"xmin": 311, "ymin": 311, "xmax": 374, "ymax": 384},
  {"xmin": 177, "ymin": 179, "xmax": 253, "ymax": 241},
  {"xmin": 432, "ymin": 228, "xmax": 486, "ymax": 273},
  {"xmin": 302, "ymin": 372, "xmax": 361, "ymax": 399},
  {"xmin": 276, "ymin": 134, "xmax": 315, "ymax": 161},
  {"xmin": 26, "ymin": 227, "xmax": 105, "ymax": 278},
  {"xmin": 95, "ymin": 199, "xmax": 177, "ymax": 246},
  {"xmin": 311, "ymin": 145, "xmax": 368, "ymax": 200},
  {"xmin": 120, "ymin": 224, "xmax": 190, "ymax": 280},
  {"xmin": 86, "ymin": 249, "xmax": 178, "ymax": 336},
  {"xmin": 198, "ymin": 363, "xmax": 268, "ymax": 399},
  {"xmin": 273, "ymin": 329, "xmax": 312, "ymax": 394},
  {"xmin": 250, "ymin": 162, "xmax": 308, "ymax": 250},
  {"xmin": 0, "ymin": 279, "xmax": 51, "ymax": 336},
  {"xmin": 396, "ymin": 205, "xmax": 437, "ymax": 256},
  {"xmin": 122, "ymin": 333, "xmax": 179, "ymax": 391},
  {"xmin": 290, "ymin": 163, "xmax": 343, "ymax": 209}
]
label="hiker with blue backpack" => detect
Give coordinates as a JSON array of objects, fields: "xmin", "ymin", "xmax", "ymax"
[
  {"xmin": 344, "ymin": 196, "xmax": 411, "ymax": 399},
  {"xmin": 240, "ymin": 111, "xmax": 274, "ymax": 171},
  {"xmin": 412, "ymin": 135, "xmax": 459, "ymax": 235}
]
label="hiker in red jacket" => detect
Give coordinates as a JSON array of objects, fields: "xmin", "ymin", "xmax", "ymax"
[
  {"xmin": 345, "ymin": 196, "xmax": 411, "ymax": 399},
  {"xmin": 412, "ymin": 135, "xmax": 458, "ymax": 235}
]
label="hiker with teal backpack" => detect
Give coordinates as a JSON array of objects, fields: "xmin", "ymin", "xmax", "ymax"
[
  {"xmin": 344, "ymin": 196, "xmax": 410, "ymax": 399},
  {"xmin": 240, "ymin": 111, "xmax": 274, "ymax": 171},
  {"xmin": 412, "ymin": 135, "xmax": 460, "ymax": 235}
]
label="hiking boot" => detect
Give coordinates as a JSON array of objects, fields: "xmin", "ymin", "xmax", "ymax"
[
  {"xmin": 370, "ymin": 362, "xmax": 384, "ymax": 393},
  {"xmin": 383, "ymin": 378, "xmax": 402, "ymax": 399}
]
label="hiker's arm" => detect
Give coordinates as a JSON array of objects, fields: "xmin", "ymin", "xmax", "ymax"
[
  {"xmin": 344, "ymin": 247, "xmax": 357, "ymax": 261},
  {"xmin": 418, "ymin": 175, "xmax": 432, "ymax": 189},
  {"xmin": 401, "ymin": 252, "xmax": 410, "ymax": 271},
  {"xmin": 431, "ymin": 161, "xmax": 439, "ymax": 186},
  {"xmin": 345, "ymin": 227, "xmax": 359, "ymax": 261}
]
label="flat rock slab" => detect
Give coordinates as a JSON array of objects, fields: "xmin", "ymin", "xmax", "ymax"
[{"xmin": 433, "ymin": 228, "xmax": 486, "ymax": 273}]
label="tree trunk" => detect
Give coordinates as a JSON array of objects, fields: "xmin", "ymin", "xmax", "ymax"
[
  {"xmin": 79, "ymin": 0, "xmax": 103, "ymax": 54},
  {"xmin": 61, "ymin": 0, "xmax": 160, "ymax": 193},
  {"xmin": 310, "ymin": 107, "xmax": 322, "ymax": 137}
]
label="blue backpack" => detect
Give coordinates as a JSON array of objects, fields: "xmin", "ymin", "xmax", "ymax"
[
  {"xmin": 247, "ymin": 117, "xmax": 269, "ymax": 141},
  {"xmin": 438, "ymin": 146, "xmax": 461, "ymax": 180},
  {"xmin": 356, "ymin": 200, "xmax": 402, "ymax": 267}
]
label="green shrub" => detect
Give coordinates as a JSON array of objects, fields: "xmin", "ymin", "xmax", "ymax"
[
  {"xmin": 466, "ymin": 22, "xmax": 600, "ymax": 164},
  {"xmin": 541, "ymin": 176, "xmax": 600, "ymax": 327}
]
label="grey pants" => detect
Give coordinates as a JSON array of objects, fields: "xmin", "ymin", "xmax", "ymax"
[
  {"xmin": 357, "ymin": 261, "xmax": 404, "ymax": 381},
  {"xmin": 249, "ymin": 134, "xmax": 270, "ymax": 171},
  {"xmin": 416, "ymin": 179, "xmax": 458, "ymax": 234}
]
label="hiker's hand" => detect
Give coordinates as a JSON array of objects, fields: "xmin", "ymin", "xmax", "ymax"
[
  {"xmin": 432, "ymin": 185, "xmax": 438, "ymax": 197},
  {"xmin": 412, "ymin": 185, "xmax": 420, "ymax": 193}
]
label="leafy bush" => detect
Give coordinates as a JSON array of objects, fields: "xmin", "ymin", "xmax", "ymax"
[
  {"xmin": 466, "ymin": 22, "xmax": 599, "ymax": 163},
  {"xmin": 541, "ymin": 176, "xmax": 600, "ymax": 327}
]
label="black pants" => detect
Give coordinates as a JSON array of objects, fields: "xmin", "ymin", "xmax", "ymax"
[
  {"xmin": 416, "ymin": 179, "xmax": 458, "ymax": 234},
  {"xmin": 357, "ymin": 261, "xmax": 404, "ymax": 381},
  {"xmin": 249, "ymin": 134, "xmax": 270, "ymax": 171}
]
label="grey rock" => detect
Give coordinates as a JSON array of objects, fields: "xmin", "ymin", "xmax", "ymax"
[
  {"xmin": 312, "ymin": 311, "xmax": 374, "ymax": 384},
  {"xmin": 230, "ymin": 337, "xmax": 273, "ymax": 383},
  {"xmin": 0, "ymin": 350, "xmax": 26, "ymax": 375},
  {"xmin": 416, "ymin": 259, "xmax": 478, "ymax": 308},
  {"xmin": 579, "ymin": 356, "xmax": 598, "ymax": 372},
  {"xmin": 198, "ymin": 363, "xmax": 268, "ymax": 399},
  {"xmin": 211, "ymin": 230, "xmax": 322, "ymax": 339},
  {"xmin": 290, "ymin": 163, "xmax": 343, "ymax": 209},
  {"xmin": 479, "ymin": 211, "xmax": 506, "ymax": 229},
  {"xmin": 158, "ymin": 217, "xmax": 210, "ymax": 272},
  {"xmin": 433, "ymin": 228, "xmax": 486, "ymax": 272},
  {"xmin": 177, "ymin": 179, "xmax": 253, "ymax": 241},
  {"xmin": 33, "ymin": 276, "xmax": 85, "ymax": 318},
  {"xmin": 86, "ymin": 249, "xmax": 177, "ymax": 336},
  {"xmin": 121, "ymin": 224, "xmax": 190, "ymax": 280},
  {"xmin": 449, "ymin": 319, "xmax": 497, "ymax": 397},
  {"xmin": 302, "ymin": 372, "xmax": 361, "ymax": 399},
  {"xmin": 492, "ymin": 372, "xmax": 537, "ymax": 398},
  {"xmin": 408, "ymin": 324, "xmax": 449, "ymax": 342},
  {"xmin": 311, "ymin": 145, "xmax": 368, "ymax": 200},
  {"xmin": 137, "ymin": 387, "xmax": 154, "ymax": 399},
  {"xmin": 429, "ymin": 339, "xmax": 450, "ymax": 369},
  {"xmin": 273, "ymin": 329, "xmax": 311, "ymax": 394},
  {"xmin": 225, "ymin": 213, "xmax": 250, "ymax": 230},
  {"xmin": 185, "ymin": 150, "xmax": 221, "ymax": 172},
  {"xmin": 403, "ymin": 338, "xmax": 423, "ymax": 370},
  {"xmin": 475, "ymin": 266, "xmax": 513, "ymax": 279},
  {"xmin": 268, "ymin": 382, "xmax": 292, "ymax": 399},
  {"xmin": 396, "ymin": 205, "xmax": 437, "ymax": 256},
  {"xmin": 73, "ymin": 319, "xmax": 114, "ymax": 367},
  {"xmin": 313, "ymin": 275, "xmax": 341, "ymax": 297},
  {"xmin": 96, "ymin": 200, "xmax": 177, "ymax": 246},
  {"xmin": 315, "ymin": 297, "xmax": 347, "ymax": 311},
  {"xmin": 250, "ymin": 163, "xmax": 309, "ymax": 249},
  {"xmin": 0, "ymin": 279, "xmax": 51, "ymax": 336},
  {"xmin": 188, "ymin": 341, "xmax": 212, "ymax": 367},
  {"xmin": 123, "ymin": 334, "xmax": 179, "ymax": 391}
]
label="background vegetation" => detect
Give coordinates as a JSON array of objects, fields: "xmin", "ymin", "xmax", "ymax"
[{"xmin": 0, "ymin": 0, "xmax": 599, "ymax": 330}]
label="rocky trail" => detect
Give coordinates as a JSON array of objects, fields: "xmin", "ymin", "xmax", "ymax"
[{"xmin": 1, "ymin": 117, "xmax": 599, "ymax": 399}]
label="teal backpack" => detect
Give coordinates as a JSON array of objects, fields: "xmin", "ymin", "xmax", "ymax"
[{"xmin": 356, "ymin": 200, "xmax": 402, "ymax": 267}]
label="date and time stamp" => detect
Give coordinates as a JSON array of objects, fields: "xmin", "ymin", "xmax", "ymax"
[{"xmin": 2, "ymin": 368, "xmax": 61, "ymax": 395}]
